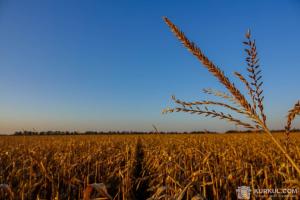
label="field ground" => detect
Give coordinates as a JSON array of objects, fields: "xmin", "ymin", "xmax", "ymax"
[{"xmin": 0, "ymin": 133, "xmax": 300, "ymax": 199}]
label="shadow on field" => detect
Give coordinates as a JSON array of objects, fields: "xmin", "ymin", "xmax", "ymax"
[{"xmin": 131, "ymin": 138, "xmax": 151, "ymax": 200}]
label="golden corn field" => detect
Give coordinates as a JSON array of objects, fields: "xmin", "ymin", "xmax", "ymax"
[
  {"xmin": 1, "ymin": 1, "xmax": 300, "ymax": 200},
  {"xmin": 1, "ymin": 133, "xmax": 300, "ymax": 200}
]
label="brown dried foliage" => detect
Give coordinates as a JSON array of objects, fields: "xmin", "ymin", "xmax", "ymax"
[
  {"xmin": 162, "ymin": 17, "xmax": 300, "ymax": 176},
  {"xmin": 285, "ymin": 101, "xmax": 300, "ymax": 146},
  {"xmin": 1, "ymin": 135, "xmax": 300, "ymax": 199}
]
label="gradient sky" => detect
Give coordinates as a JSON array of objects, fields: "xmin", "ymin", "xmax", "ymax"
[{"xmin": 0, "ymin": 0, "xmax": 300, "ymax": 133}]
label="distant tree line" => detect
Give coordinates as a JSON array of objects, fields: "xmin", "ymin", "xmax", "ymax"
[
  {"xmin": 11, "ymin": 129, "xmax": 300, "ymax": 136},
  {"xmin": 13, "ymin": 130, "xmax": 217, "ymax": 136},
  {"xmin": 225, "ymin": 129, "xmax": 300, "ymax": 134},
  {"xmin": 14, "ymin": 130, "xmax": 82, "ymax": 136}
]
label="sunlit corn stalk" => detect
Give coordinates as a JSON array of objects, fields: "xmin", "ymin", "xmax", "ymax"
[
  {"xmin": 285, "ymin": 101, "xmax": 300, "ymax": 150},
  {"xmin": 162, "ymin": 17, "xmax": 300, "ymax": 176}
]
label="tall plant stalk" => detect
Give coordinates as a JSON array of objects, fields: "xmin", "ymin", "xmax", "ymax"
[{"xmin": 162, "ymin": 17, "xmax": 300, "ymax": 176}]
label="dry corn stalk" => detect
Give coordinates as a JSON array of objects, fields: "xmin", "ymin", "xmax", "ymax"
[
  {"xmin": 83, "ymin": 183, "xmax": 112, "ymax": 200},
  {"xmin": 162, "ymin": 17, "xmax": 300, "ymax": 176},
  {"xmin": 0, "ymin": 184, "xmax": 14, "ymax": 200},
  {"xmin": 285, "ymin": 101, "xmax": 300, "ymax": 148}
]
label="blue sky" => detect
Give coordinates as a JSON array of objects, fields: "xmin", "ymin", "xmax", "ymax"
[{"xmin": 0, "ymin": 0, "xmax": 299, "ymax": 133}]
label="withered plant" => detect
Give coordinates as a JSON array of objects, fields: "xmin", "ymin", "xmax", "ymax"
[
  {"xmin": 285, "ymin": 101, "xmax": 300, "ymax": 148},
  {"xmin": 162, "ymin": 17, "xmax": 300, "ymax": 175}
]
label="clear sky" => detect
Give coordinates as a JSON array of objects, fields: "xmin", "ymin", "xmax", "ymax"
[{"xmin": 0, "ymin": 0, "xmax": 299, "ymax": 133}]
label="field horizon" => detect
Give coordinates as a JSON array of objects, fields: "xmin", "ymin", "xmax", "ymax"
[{"xmin": 2, "ymin": 129, "xmax": 300, "ymax": 136}]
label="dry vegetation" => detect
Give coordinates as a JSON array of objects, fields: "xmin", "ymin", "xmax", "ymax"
[
  {"xmin": 0, "ymin": 134, "xmax": 300, "ymax": 199},
  {"xmin": 161, "ymin": 17, "xmax": 300, "ymax": 177}
]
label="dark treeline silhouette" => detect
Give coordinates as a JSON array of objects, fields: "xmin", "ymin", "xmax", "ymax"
[
  {"xmin": 225, "ymin": 129, "xmax": 300, "ymax": 134},
  {"xmin": 10, "ymin": 129, "xmax": 300, "ymax": 136},
  {"xmin": 13, "ymin": 130, "xmax": 218, "ymax": 136}
]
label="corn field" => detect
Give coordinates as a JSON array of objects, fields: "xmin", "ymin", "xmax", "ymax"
[{"xmin": 0, "ymin": 133, "xmax": 300, "ymax": 199}]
